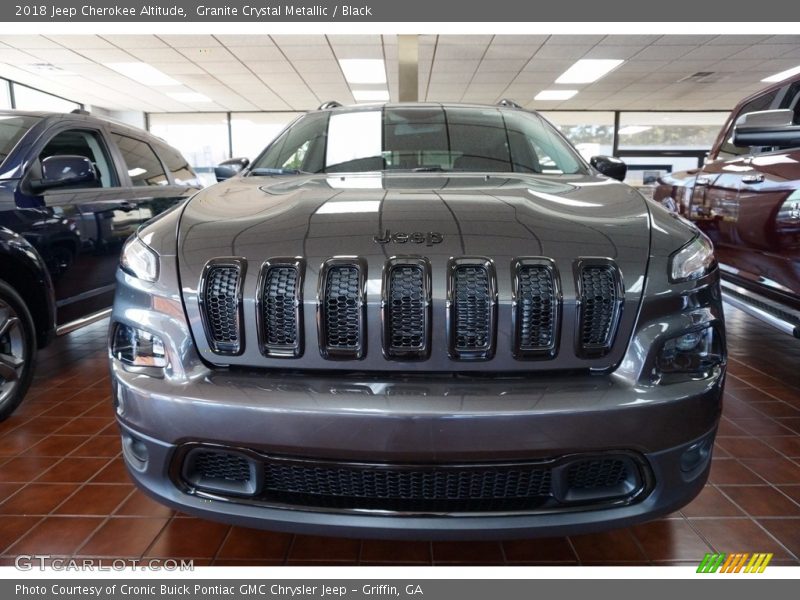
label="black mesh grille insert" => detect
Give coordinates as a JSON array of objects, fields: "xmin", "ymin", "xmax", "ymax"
[
  {"xmin": 323, "ymin": 265, "xmax": 362, "ymax": 354},
  {"xmin": 262, "ymin": 265, "xmax": 300, "ymax": 354},
  {"xmin": 517, "ymin": 264, "xmax": 557, "ymax": 354},
  {"xmin": 262, "ymin": 462, "xmax": 552, "ymax": 512},
  {"xmin": 203, "ymin": 265, "xmax": 241, "ymax": 351},
  {"xmin": 387, "ymin": 264, "xmax": 426, "ymax": 356},
  {"xmin": 567, "ymin": 458, "xmax": 629, "ymax": 490},
  {"xmin": 453, "ymin": 264, "xmax": 492, "ymax": 352},
  {"xmin": 192, "ymin": 451, "xmax": 251, "ymax": 483},
  {"xmin": 579, "ymin": 264, "xmax": 620, "ymax": 353}
]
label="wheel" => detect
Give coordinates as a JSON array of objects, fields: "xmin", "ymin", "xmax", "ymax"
[{"xmin": 0, "ymin": 279, "xmax": 36, "ymax": 421}]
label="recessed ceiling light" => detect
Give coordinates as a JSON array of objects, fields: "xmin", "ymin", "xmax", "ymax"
[
  {"xmin": 167, "ymin": 92, "xmax": 212, "ymax": 103},
  {"xmin": 339, "ymin": 59, "xmax": 386, "ymax": 84},
  {"xmin": 534, "ymin": 90, "xmax": 578, "ymax": 101},
  {"xmin": 556, "ymin": 59, "xmax": 624, "ymax": 84},
  {"xmin": 106, "ymin": 62, "xmax": 180, "ymax": 86},
  {"xmin": 617, "ymin": 125, "xmax": 652, "ymax": 135},
  {"xmin": 761, "ymin": 65, "xmax": 800, "ymax": 83},
  {"xmin": 352, "ymin": 89, "xmax": 390, "ymax": 102}
]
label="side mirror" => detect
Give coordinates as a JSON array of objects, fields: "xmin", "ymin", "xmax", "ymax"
[
  {"xmin": 733, "ymin": 109, "xmax": 800, "ymax": 147},
  {"xmin": 590, "ymin": 155, "xmax": 627, "ymax": 182},
  {"xmin": 30, "ymin": 155, "xmax": 100, "ymax": 192},
  {"xmin": 214, "ymin": 157, "xmax": 250, "ymax": 182}
]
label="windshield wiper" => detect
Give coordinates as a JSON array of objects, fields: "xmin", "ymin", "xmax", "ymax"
[{"xmin": 249, "ymin": 167, "xmax": 304, "ymax": 176}]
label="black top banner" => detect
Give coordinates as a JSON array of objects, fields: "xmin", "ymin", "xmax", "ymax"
[{"xmin": 3, "ymin": 0, "xmax": 800, "ymax": 22}]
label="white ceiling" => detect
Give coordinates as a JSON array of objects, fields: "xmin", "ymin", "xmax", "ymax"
[{"xmin": 0, "ymin": 34, "xmax": 797, "ymax": 113}]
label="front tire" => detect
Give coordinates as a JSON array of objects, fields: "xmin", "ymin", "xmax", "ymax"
[{"xmin": 0, "ymin": 279, "xmax": 36, "ymax": 421}]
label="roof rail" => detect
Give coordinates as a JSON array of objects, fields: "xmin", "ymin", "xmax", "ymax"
[
  {"xmin": 318, "ymin": 101, "xmax": 342, "ymax": 110},
  {"xmin": 497, "ymin": 99, "xmax": 522, "ymax": 109},
  {"xmin": 70, "ymin": 108, "xmax": 91, "ymax": 115}
]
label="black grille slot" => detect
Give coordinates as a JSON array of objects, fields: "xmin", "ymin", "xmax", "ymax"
[
  {"xmin": 514, "ymin": 260, "xmax": 559, "ymax": 359},
  {"xmin": 193, "ymin": 451, "xmax": 251, "ymax": 483},
  {"xmin": 566, "ymin": 458, "xmax": 629, "ymax": 490},
  {"xmin": 262, "ymin": 461, "xmax": 553, "ymax": 512},
  {"xmin": 384, "ymin": 259, "xmax": 430, "ymax": 360},
  {"xmin": 201, "ymin": 261, "xmax": 243, "ymax": 354},
  {"xmin": 320, "ymin": 260, "xmax": 365, "ymax": 359},
  {"xmin": 449, "ymin": 259, "xmax": 496, "ymax": 360},
  {"xmin": 260, "ymin": 261, "xmax": 302, "ymax": 358},
  {"xmin": 578, "ymin": 262, "xmax": 622, "ymax": 357}
]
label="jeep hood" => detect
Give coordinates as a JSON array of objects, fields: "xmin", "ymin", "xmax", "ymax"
[{"xmin": 177, "ymin": 172, "xmax": 651, "ymax": 281}]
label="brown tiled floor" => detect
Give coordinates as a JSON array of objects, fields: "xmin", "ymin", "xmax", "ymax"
[{"xmin": 0, "ymin": 304, "xmax": 798, "ymax": 565}]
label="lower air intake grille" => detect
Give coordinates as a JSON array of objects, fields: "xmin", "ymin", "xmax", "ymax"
[
  {"xmin": 449, "ymin": 259, "xmax": 496, "ymax": 360},
  {"xmin": 260, "ymin": 262, "xmax": 302, "ymax": 357},
  {"xmin": 578, "ymin": 262, "xmax": 622, "ymax": 357},
  {"xmin": 201, "ymin": 261, "xmax": 243, "ymax": 354},
  {"xmin": 320, "ymin": 260, "xmax": 364, "ymax": 359},
  {"xmin": 514, "ymin": 261, "xmax": 559, "ymax": 358},
  {"xmin": 385, "ymin": 260, "xmax": 430, "ymax": 359},
  {"xmin": 567, "ymin": 458, "xmax": 629, "ymax": 490},
  {"xmin": 181, "ymin": 449, "xmax": 647, "ymax": 513},
  {"xmin": 193, "ymin": 450, "xmax": 251, "ymax": 483}
]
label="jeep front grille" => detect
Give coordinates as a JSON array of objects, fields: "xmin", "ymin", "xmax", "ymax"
[
  {"xmin": 513, "ymin": 259, "xmax": 560, "ymax": 359},
  {"xmin": 448, "ymin": 258, "xmax": 497, "ymax": 360},
  {"xmin": 259, "ymin": 260, "xmax": 303, "ymax": 358},
  {"xmin": 199, "ymin": 260, "xmax": 244, "ymax": 355},
  {"xmin": 383, "ymin": 258, "xmax": 431, "ymax": 360},
  {"xmin": 319, "ymin": 259, "xmax": 366, "ymax": 359},
  {"xmin": 578, "ymin": 261, "xmax": 623, "ymax": 357}
]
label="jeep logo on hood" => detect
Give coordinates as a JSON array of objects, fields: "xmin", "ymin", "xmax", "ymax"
[{"xmin": 373, "ymin": 229, "xmax": 443, "ymax": 246}]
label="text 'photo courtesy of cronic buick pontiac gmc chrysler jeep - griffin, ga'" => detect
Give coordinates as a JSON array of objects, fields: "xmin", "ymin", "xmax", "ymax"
[
  {"xmin": 108, "ymin": 101, "xmax": 726, "ymax": 540},
  {"xmin": 0, "ymin": 109, "xmax": 201, "ymax": 421}
]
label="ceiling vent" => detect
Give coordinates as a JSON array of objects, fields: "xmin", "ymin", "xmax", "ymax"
[{"xmin": 677, "ymin": 71, "xmax": 722, "ymax": 84}]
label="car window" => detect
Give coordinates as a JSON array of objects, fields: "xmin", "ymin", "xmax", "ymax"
[
  {"xmin": 111, "ymin": 133, "xmax": 169, "ymax": 187},
  {"xmin": 251, "ymin": 107, "xmax": 585, "ymax": 175},
  {"xmin": 39, "ymin": 128, "xmax": 116, "ymax": 188},
  {"xmin": 154, "ymin": 142, "xmax": 201, "ymax": 187},
  {"xmin": 717, "ymin": 88, "xmax": 780, "ymax": 159},
  {"xmin": 0, "ymin": 115, "xmax": 40, "ymax": 166}
]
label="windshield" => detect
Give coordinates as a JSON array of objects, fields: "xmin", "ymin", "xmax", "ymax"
[
  {"xmin": 0, "ymin": 115, "xmax": 40, "ymax": 166},
  {"xmin": 250, "ymin": 106, "xmax": 586, "ymax": 176}
]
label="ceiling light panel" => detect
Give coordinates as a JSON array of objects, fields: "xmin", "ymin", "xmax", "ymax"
[
  {"xmin": 338, "ymin": 59, "xmax": 386, "ymax": 84},
  {"xmin": 105, "ymin": 62, "xmax": 180, "ymax": 86},
  {"xmin": 555, "ymin": 59, "xmax": 624, "ymax": 84}
]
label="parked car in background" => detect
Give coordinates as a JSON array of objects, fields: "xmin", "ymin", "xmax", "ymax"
[
  {"xmin": 0, "ymin": 109, "xmax": 201, "ymax": 419},
  {"xmin": 654, "ymin": 76, "xmax": 800, "ymax": 336},
  {"xmin": 110, "ymin": 101, "xmax": 725, "ymax": 539}
]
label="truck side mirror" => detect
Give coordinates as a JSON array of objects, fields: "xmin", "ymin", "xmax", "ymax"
[
  {"xmin": 590, "ymin": 155, "xmax": 627, "ymax": 182},
  {"xmin": 29, "ymin": 155, "xmax": 100, "ymax": 192}
]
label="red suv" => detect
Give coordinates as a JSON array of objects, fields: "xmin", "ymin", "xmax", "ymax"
[{"xmin": 654, "ymin": 75, "xmax": 800, "ymax": 336}]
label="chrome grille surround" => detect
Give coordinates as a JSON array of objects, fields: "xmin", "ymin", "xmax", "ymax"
[
  {"xmin": 198, "ymin": 258, "xmax": 246, "ymax": 355},
  {"xmin": 317, "ymin": 257, "xmax": 367, "ymax": 360},
  {"xmin": 511, "ymin": 257, "xmax": 561, "ymax": 360},
  {"xmin": 446, "ymin": 257, "xmax": 498, "ymax": 361},
  {"xmin": 575, "ymin": 258, "xmax": 625, "ymax": 358}
]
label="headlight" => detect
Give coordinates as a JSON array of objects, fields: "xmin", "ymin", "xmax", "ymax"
[
  {"xmin": 112, "ymin": 324, "xmax": 168, "ymax": 368},
  {"xmin": 669, "ymin": 234, "xmax": 715, "ymax": 282},
  {"xmin": 120, "ymin": 235, "xmax": 159, "ymax": 282}
]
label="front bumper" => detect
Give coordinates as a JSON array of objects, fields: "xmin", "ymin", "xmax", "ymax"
[{"xmin": 112, "ymin": 361, "xmax": 722, "ymax": 539}]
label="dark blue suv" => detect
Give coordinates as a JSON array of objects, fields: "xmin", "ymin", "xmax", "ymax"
[{"xmin": 0, "ymin": 109, "xmax": 200, "ymax": 419}]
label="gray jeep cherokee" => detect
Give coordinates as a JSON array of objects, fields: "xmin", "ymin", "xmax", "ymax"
[{"xmin": 108, "ymin": 102, "xmax": 725, "ymax": 540}]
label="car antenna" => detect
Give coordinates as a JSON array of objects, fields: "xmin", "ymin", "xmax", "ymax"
[
  {"xmin": 70, "ymin": 108, "xmax": 91, "ymax": 115},
  {"xmin": 497, "ymin": 99, "xmax": 522, "ymax": 108},
  {"xmin": 318, "ymin": 101, "xmax": 342, "ymax": 110}
]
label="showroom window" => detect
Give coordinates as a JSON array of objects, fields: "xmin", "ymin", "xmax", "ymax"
[
  {"xmin": 230, "ymin": 112, "xmax": 302, "ymax": 162},
  {"xmin": 12, "ymin": 82, "xmax": 81, "ymax": 113},
  {"xmin": 111, "ymin": 133, "xmax": 168, "ymax": 187},
  {"xmin": 148, "ymin": 113, "xmax": 229, "ymax": 186},
  {"xmin": 617, "ymin": 112, "xmax": 728, "ymax": 151},
  {"xmin": 540, "ymin": 111, "xmax": 615, "ymax": 161}
]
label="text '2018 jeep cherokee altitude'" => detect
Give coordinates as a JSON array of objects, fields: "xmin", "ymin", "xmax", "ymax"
[{"xmin": 109, "ymin": 103, "xmax": 726, "ymax": 539}]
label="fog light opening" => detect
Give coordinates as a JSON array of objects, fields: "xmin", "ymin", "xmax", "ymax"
[
  {"xmin": 681, "ymin": 437, "xmax": 713, "ymax": 474},
  {"xmin": 112, "ymin": 323, "xmax": 168, "ymax": 369},
  {"xmin": 655, "ymin": 325, "xmax": 723, "ymax": 383},
  {"xmin": 121, "ymin": 432, "xmax": 149, "ymax": 472}
]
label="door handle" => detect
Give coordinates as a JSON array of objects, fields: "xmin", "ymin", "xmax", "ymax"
[{"xmin": 742, "ymin": 174, "xmax": 765, "ymax": 184}]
